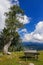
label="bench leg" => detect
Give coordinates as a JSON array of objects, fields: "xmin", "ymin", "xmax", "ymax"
[{"xmin": 35, "ymin": 55, "xmax": 38, "ymax": 59}]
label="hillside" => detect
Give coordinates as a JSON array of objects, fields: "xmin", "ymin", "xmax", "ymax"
[
  {"xmin": 0, "ymin": 51, "xmax": 43, "ymax": 65},
  {"xmin": 22, "ymin": 42, "xmax": 43, "ymax": 50}
]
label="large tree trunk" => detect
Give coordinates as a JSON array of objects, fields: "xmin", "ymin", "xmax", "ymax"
[{"xmin": 3, "ymin": 37, "xmax": 13, "ymax": 55}]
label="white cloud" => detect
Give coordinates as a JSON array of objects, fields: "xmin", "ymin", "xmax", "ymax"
[
  {"xmin": 10, "ymin": 0, "xmax": 19, "ymax": 6},
  {"xmin": 16, "ymin": 14, "xmax": 31, "ymax": 24},
  {"xmin": 23, "ymin": 33, "xmax": 32, "ymax": 42},
  {"xmin": 0, "ymin": 0, "xmax": 30, "ymax": 30},
  {"xmin": 19, "ymin": 28, "xmax": 27, "ymax": 33},
  {"xmin": 0, "ymin": 0, "xmax": 11, "ymax": 30},
  {"xmin": 23, "ymin": 21, "xmax": 43, "ymax": 43},
  {"xmin": 33, "ymin": 33, "xmax": 43, "ymax": 41},
  {"xmin": 35, "ymin": 21, "xmax": 43, "ymax": 33},
  {"xmin": 0, "ymin": 0, "xmax": 20, "ymax": 30}
]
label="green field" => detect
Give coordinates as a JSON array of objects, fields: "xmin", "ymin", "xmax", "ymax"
[{"xmin": 0, "ymin": 51, "xmax": 43, "ymax": 65}]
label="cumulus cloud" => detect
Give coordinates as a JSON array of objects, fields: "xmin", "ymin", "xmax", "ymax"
[
  {"xmin": 0, "ymin": 0, "xmax": 20, "ymax": 30},
  {"xmin": 35, "ymin": 21, "xmax": 43, "ymax": 33},
  {"xmin": 0, "ymin": 0, "xmax": 30, "ymax": 30},
  {"xmin": 19, "ymin": 28, "xmax": 27, "ymax": 33},
  {"xmin": 23, "ymin": 21, "xmax": 43, "ymax": 43},
  {"xmin": 16, "ymin": 14, "xmax": 31, "ymax": 24},
  {"xmin": 0, "ymin": 0, "xmax": 10, "ymax": 30},
  {"xmin": 10, "ymin": 0, "xmax": 19, "ymax": 6}
]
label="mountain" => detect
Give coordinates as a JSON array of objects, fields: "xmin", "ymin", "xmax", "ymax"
[{"xmin": 22, "ymin": 42, "xmax": 43, "ymax": 50}]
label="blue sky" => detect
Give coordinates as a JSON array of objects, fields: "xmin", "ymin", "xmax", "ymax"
[
  {"xmin": 18, "ymin": 0, "xmax": 43, "ymax": 43},
  {"xmin": 0, "ymin": 0, "xmax": 43, "ymax": 43},
  {"xmin": 19, "ymin": 0, "xmax": 43, "ymax": 32}
]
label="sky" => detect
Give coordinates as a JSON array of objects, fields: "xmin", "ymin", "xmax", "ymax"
[{"xmin": 0, "ymin": 0, "xmax": 43, "ymax": 43}]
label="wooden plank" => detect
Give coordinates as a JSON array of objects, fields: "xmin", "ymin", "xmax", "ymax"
[{"xmin": 24, "ymin": 50, "xmax": 40, "ymax": 59}]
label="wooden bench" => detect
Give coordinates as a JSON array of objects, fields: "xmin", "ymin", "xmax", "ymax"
[{"xmin": 24, "ymin": 50, "xmax": 40, "ymax": 59}]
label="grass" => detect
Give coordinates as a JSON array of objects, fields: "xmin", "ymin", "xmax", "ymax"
[{"xmin": 0, "ymin": 51, "xmax": 43, "ymax": 65}]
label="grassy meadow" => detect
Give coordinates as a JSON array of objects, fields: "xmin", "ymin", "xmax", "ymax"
[{"xmin": 0, "ymin": 51, "xmax": 43, "ymax": 65}]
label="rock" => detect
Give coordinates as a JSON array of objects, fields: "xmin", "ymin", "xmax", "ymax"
[
  {"xmin": 7, "ymin": 52, "xmax": 11, "ymax": 55},
  {"xmin": 29, "ymin": 63, "xmax": 34, "ymax": 65}
]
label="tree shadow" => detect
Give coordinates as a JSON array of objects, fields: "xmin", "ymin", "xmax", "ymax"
[{"xmin": 19, "ymin": 56, "xmax": 39, "ymax": 61}]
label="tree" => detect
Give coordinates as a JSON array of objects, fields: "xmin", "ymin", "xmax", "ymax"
[
  {"xmin": 0, "ymin": 5, "xmax": 24, "ymax": 54},
  {"xmin": 10, "ymin": 33, "xmax": 23, "ymax": 51}
]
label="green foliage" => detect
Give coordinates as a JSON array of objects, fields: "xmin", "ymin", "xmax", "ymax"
[
  {"xmin": 5, "ymin": 5, "xmax": 24, "ymax": 38},
  {"xmin": 0, "ymin": 5, "xmax": 24, "ymax": 51},
  {"xmin": 9, "ymin": 32, "xmax": 23, "ymax": 51},
  {"xmin": 5, "ymin": 5, "xmax": 24, "ymax": 31}
]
